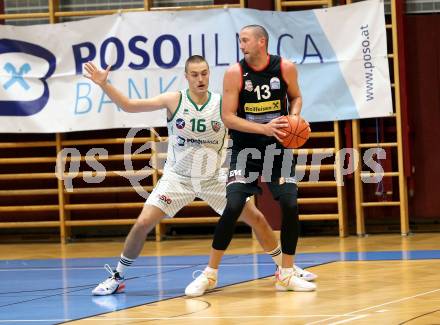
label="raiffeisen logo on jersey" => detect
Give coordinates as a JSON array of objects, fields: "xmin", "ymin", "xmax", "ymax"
[{"xmin": 0, "ymin": 39, "xmax": 56, "ymax": 116}]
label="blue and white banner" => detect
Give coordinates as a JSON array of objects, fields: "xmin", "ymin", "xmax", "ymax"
[{"xmin": 0, "ymin": 0, "xmax": 392, "ymax": 133}]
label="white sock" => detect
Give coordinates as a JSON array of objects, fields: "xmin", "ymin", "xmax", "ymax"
[
  {"xmin": 204, "ymin": 266, "xmax": 218, "ymax": 277},
  {"xmin": 267, "ymin": 244, "xmax": 282, "ymax": 267},
  {"xmin": 116, "ymin": 254, "xmax": 135, "ymax": 277},
  {"xmin": 280, "ymin": 267, "xmax": 294, "ymax": 277}
]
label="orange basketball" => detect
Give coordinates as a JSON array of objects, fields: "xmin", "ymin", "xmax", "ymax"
[{"xmin": 278, "ymin": 115, "xmax": 311, "ymax": 149}]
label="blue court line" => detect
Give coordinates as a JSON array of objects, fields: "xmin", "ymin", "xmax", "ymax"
[{"xmin": 0, "ymin": 250, "xmax": 439, "ymax": 325}]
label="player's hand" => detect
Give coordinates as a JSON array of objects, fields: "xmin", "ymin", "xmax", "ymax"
[
  {"xmin": 264, "ymin": 116, "xmax": 288, "ymax": 141},
  {"xmin": 291, "ymin": 114, "xmax": 312, "ymax": 134},
  {"xmin": 83, "ymin": 61, "xmax": 111, "ymax": 87},
  {"xmin": 302, "ymin": 117, "xmax": 312, "ymax": 134},
  {"xmin": 307, "ymin": 124, "xmax": 311, "ymax": 134}
]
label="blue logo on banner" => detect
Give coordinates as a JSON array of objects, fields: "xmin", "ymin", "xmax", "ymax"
[
  {"xmin": 0, "ymin": 39, "xmax": 56, "ymax": 116},
  {"xmin": 3, "ymin": 63, "xmax": 31, "ymax": 91}
]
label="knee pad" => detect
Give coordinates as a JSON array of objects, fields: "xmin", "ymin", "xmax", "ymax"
[
  {"xmin": 279, "ymin": 194, "xmax": 298, "ymax": 213},
  {"xmin": 212, "ymin": 192, "xmax": 249, "ymax": 250},
  {"xmin": 279, "ymin": 193, "xmax": 299, "ymax": 255}
]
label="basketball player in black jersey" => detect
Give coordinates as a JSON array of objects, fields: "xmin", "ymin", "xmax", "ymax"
[{"xmin": 185, "ymin": 25, "xmax": 316, "ymax": 296}]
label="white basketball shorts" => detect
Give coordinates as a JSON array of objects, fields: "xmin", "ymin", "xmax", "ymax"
[{"xmin": 145, "ymin": 170, "xmax": 227, "ymax": 217}]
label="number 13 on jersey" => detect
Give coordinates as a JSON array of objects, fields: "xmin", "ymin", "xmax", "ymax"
[{"xmin": 254, "ymin": 85, "xmax": 271, "ymax": 100}]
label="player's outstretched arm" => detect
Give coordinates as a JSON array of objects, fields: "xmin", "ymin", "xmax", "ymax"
[
  {"xmin": 221, "ymin": 64, "xmax": 288, "ymax": 138},
  {"xmin": 83, "ymin": 61, "xmax": 178, "ymax": 116}
]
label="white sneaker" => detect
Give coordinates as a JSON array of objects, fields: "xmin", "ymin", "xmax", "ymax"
[
  {"xmin": 92, "ymin": 264, "xmax": 126, "ymax": 296},
  {"xmin": 275, "ymin": 268, "xmax": 316, "ymax": 292},
  {"xmin": 185, "ymin": 269, "xmax": 218, "ymax": 297},
  {"xmin": 294, "ymin": 265, "xmax": 318, "ymax": 281}
]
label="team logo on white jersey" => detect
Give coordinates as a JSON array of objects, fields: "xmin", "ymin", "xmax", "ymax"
[
  {"xmin": 157, "ymin": 193, "xmax": 172, "ymax": 204},
  {"xmin": 211, "ymin": 120, "xmax": 221, "ymax": 132},
  {"xmin": 270, "ymin": 77, "xmax": 280, "ymax": 90},
  {"xmin": 177, "ymin": 136, "xmax": 185, "ymax": 146},
  {"xmin": 244, "ymin": 80, "xmax": 253, "ymax": 92},
  {"xmin": 176, "ymin": 118, "xmax": 185, "ymax": 129}
]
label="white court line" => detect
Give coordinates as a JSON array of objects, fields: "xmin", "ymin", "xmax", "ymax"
[
  {"xmin": 0, "ymin": 262, "xmax": 297, "ymax": 272},
  {"xmin": 89, "ymin": 315, "xmax": 363, "ymax": 321},
  {"xmin": 305, "ymin": 288, "xmax": 440, "ymax": 325},
  {"xmin": 0, "ymin": 321, "xmax": 70, "ymax": 323},
  {"xmin": 0, "ymin": 265, "xmax": 192, "ymax": 272},
  {"xmin": 327, "ymin": 315, "xmax": 368, "ymax": 325}
]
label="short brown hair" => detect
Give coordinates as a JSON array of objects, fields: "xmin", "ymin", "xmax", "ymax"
[
  {"xmin": 185, "ymin": 55, "xmax": 209, "ymax": 72},
  {"xmin": 241, "ymin": 25, "xmax": 269, "ymax": 51}
]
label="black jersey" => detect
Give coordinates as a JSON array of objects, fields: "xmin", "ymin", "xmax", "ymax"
[{"xmin": 230, "ymin": 55, "xmax": 289, "ymax": 148}]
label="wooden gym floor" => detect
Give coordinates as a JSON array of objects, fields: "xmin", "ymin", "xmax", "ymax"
[{"xmin": 0, "ymin": 233, "xmax": 439, "ymax": 324}]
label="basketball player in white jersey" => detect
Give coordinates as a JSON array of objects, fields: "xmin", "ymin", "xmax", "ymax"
[{"xmin": 83, "ymin": 55, "xmax": 316, "ymax": 296}]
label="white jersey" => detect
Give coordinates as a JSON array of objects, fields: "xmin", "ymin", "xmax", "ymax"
[{"xmin": 164, "ymin": 89, "xmax": 226, "ymax": 178}]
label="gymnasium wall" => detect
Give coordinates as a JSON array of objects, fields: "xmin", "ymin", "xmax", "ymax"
[
  {"xmin": 3, "ymin": 0, "xmax": 213, "ymax": 25},
  {"xmin": 405, "ymin": 13, "xmax": 440, "ymax": 221},
  {"xmin": 2, "ymin": 1, "xmax": 438, "ymax": 238},
  {"xmin": 247, "ymin": 1, "xmax": 440, "ymax": 232}
]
